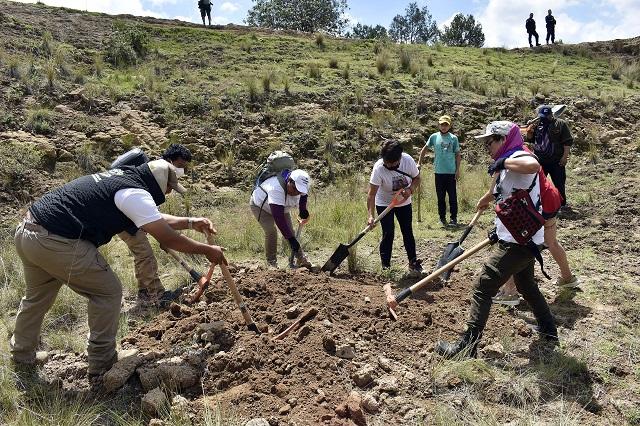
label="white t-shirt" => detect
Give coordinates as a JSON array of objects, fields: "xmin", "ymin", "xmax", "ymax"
[
  {"xmin": 493, "ymin": 151, "xmax": 544, "ymax": 245},
  {"xmin": 250, "ymin": 175, "xmax": 301, "ymax": 214},
  {"xmin": 114, "ymin": 188, "xmax": 163, "ymax": 228},
  {"xmin": 370, "ymin": 152, "xmax": 419, "ymax": 207}
]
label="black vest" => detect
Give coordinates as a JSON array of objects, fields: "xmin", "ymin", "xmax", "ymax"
[{"xmin": 30, "ymin": 164, "xmax": 165, "ymax": 247}]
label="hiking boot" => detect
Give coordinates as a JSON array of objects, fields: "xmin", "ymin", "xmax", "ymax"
[
  {"xmin": 492, "ymin": 293, "xmax": 521, "ymax": 307},
  {"xmin": 531, "ymin": 324, "xmax": 559, "ymax": 342},
  {"xmin": 408, "ymin": 259, "xmax": 424, "ymax": 277},
  {"xmin": 555, "ymin": 275, "xmax": 580, "ymax": 289},
  {"xmin": 435, "ymin": 329, "xmax": 482, "ymax": 359},
  {"xmin": 295, "ymin": 251, "xmax": 312, "ymax": 269},
  {"xmin": 137, "ymin": 289, "xmax": 164, "ymax": 305},
  {"xmin": 449, "ymin": 218, "xmax": 458, "ymax": 227},
  {"xmin": 158, "ymin": 288, "xmax": 182, "ymax": 308},
  {"xmin": 440, "ymin": 219, "xmax": 448, "ymax": 228}
]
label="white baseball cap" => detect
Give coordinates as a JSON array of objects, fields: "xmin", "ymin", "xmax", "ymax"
[
  {"xmin": 474, "ymin": 121, "xmax": 514, "ymax": 143},
  {"xmin": 148, "ymin": 159, "xmax": 187, "ymax": 194},
  {"xmin": 289, "ymin": 169, "xmax": 310, "ymax": 194}
]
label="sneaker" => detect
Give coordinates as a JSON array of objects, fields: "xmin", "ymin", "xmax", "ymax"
[
  {"xmin": 449, "ymin": 218, "xmax": 458, "ymax": 227},
  {"xmin": 492, "ymin": 293, "xmax": 521, "ymax": 307},
  {"xmin": 440, "ymin": 219, "xmax": 448, "ymax": 228},
  {"xmin": 408, "ymin": 259, "xmax": 424, "ymax": 277},
  {"xmin": 555, "ymin": 275, "xmax": 580, "ymax": 289}
]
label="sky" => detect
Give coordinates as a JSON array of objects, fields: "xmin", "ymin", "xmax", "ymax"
[{"xmin": 12, "ymin": 0, "xmax": 640, "ymax": 48}]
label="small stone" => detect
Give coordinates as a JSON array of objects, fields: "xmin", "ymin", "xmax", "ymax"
[
  {"xmin": 376, "ymin": 375, "xmax": 399, "ymax": 394},
  {"xmin": 481, "ymin": 342, "xmax": 505, "ymax": 359},
  {"xmin": 103, "ymin": 353, "xmax": 143, "ymax": 392},
  {"xmin": 315, "ymin": 388, "xmax": 326, "ymax": 403},
  {"xmin": 377, "ymin": 356, "xmax": 393, "ymax": 372},
  {"xmin": 141, "ymin": 387, "xmax": 168, "ymax": 417},
  {"xmin": 285, "ymin": 305, "xmax": 300, "ymax": 319},
  {"xmin": 288, "ymin": 397, "xmax": 297, "ymax": 407},
  {"xmin": 336, "ymin": 344, "xmax": 355, "ymax": 359},
  {"xmin": 323, "ymin": 335, "xmax": 336, "ymax": 353},
  {"xmin": 198, "ymin": 321, "xmax": 225, "ymax": 334},
  {"xmin": 322, "ymin": 319, "xmax": 333, "ymax": 327},
  {"xmin": 362, "ymin": 393, "xmax": 379, "ymax": 414},
  {"xmin": 245, "ymin": 419, "xmax": 270, "ymax": 426},
  {"xmin": 364, "ymin": 297, "xmax": 371, "ymax": 303},
  {"xmin": 352, "ymin": 363, "xmax": 376, "ymax": 387},
  {"xmin": 272, "ymin": 383, "xmax": 288, "ymax": 397},
  {"xmin": 335, "ymin": 402, "xmax": 348, "ymax": 417},
  {"xmin": 171, "ymin": 395, "xmax": 189, "ymax": 409},
  {"xmin": 149, "ymin": 419, "xmax": 165, "ymax": 426},
  {"xmin": 278, "ymin": 404, "xmax": 291, "ymax": 415},
  {"xmin": 320, "ymin": 413, "xmax": 333, "ymax": 421},
  {"xmin": 346, "ymin": 391, "xmax": 366, "ymax": 426},
  {"xmin": 296, "ymin": 325, "xmax": 311, "ymax": 342}
]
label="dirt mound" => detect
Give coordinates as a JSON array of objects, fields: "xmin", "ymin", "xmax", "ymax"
[{"xmin": 42, "ymin": 266, "xmax": 570, "ymax": 424}]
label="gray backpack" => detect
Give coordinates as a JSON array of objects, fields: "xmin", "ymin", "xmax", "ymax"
[{"xmin": 254, "ymin": 151, "xmax": 296, "ymax": 218}]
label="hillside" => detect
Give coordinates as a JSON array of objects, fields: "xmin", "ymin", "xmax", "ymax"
[{"xmin": 0, "ymin": 1, "xmax": 639, "ymax": 425}]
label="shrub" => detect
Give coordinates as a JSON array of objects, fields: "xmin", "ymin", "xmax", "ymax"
[
  {"xmin": 283, "ymin": 76, "xmax": 290, "ymax": 94},
  {"xmin": 245, "ymin": 78, "xmax": 259, "ymax": 103},
  {"xmin": 25, "ymin": 108, "xmax": 55, "ymax": 135},
  {"xmin": 0, "ymin": 141, "xmax": 40, "ymax": 188},
  {"xmin": 426, "ymin": 54, "xmax": 434, "ymax": 67},
  {"xmin": 315, "ymin": 33, "xmax": 325, "ymax": 49},
  {"xmin": 376, "ymin": 51, "xmax": 391, "ymax": 74},
  {"xmin": 262, "ymin": 70, "xmax": 275, "ymax": 93},
  {"xmin": 93, "ymin": 54, "xmax": 104, "ymax": 77},
  {"xmin": 239, "ymin": 40, "xmax": 252, "ymax": 53},
  {"xmin": 610, "ymin": 58, "xmax": 624, "ymax": 80},
  {"xmin": 7, "ymin": 58, "xmax": 20, "ymax": 79},
  {"xmin": 529, "ymin": 83, "xmax": 541, "ymax": 96},
  {"xmin": 399, "ymin": 49, "xmax": 412, "ymax": 72},
  {"xmin": 342, "ymin": 63, "xmax": 350, "ymax": 80},
  {"xmin": 499, "ymin": 84, "xmax": 509, "ymax": 97},
  {"xmin": 40, "ymin": 31, "xmax": 53, "ymax": 58},
  {"xmin": 104, "ymin": 22, "xmax": 150, "ymax": 67},
  {"xmin": 308, "ymin": 62, "xmax": 321, "ymax": 79},
  {"xmin": 409, "ymin": 62, "xmax": 422, "ymax": 77},
  {"xmin": 328, "ymin": 57, "xmax": 339, "ymax": 69},
  {"xmin": 44, "ymin": 60, "xmax": 56, "ymax": 89}
]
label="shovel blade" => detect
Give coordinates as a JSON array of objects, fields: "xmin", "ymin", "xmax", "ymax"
[
  {"xmin": 436, "ymin": 243, "xmax": 465, "ymax": 281},
  {"xmin": 321, "ymin": 244, "xmax": 350, "ymax": 272}
]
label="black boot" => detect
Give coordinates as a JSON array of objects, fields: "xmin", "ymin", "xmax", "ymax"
[
  {"xmin": 533, "ymin": 320, "xmax": 558, "ymax": 342},
  {"xmin": 435, "ymin": 328, "xmax": 482, "ymax": 359}
]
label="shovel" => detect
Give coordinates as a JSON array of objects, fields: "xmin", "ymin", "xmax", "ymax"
[
  {"xmin": 435, "ymin": 209, "xmax": 483, "ymax": 282},
  {"xmin": 322, "ymin": 190, "xmax": 404, "ymax": 273},
  {"xmin": 161, "ymin": 246, "xmax": 215, "ymax": 304},
  {"xmin": 384, "ymin": 230, "xmax": 499, "ymax": 319}
]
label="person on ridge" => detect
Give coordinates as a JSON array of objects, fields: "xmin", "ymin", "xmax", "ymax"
[
  {"xmin": 526, "ymin": 13, "xmax": 541, "ymax": 47},
  {"xmin": 545, "ymin": 9, "xmax": 556, "ymax": 44},
  {"xmin": 198, "ymin": 0, "xmax": 213, "ymax": 26}
]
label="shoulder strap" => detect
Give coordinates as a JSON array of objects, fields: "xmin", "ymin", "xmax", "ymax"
[{"xmin": 395, "ymin": 169, "xmax": 418, "ymax": 180}]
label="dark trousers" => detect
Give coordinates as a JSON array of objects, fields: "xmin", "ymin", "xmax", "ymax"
[
  {"xmin": 435, "ymin": 173, "xmax": 458, "ymax": 222},
  {"xmin": 528, "ymin": 31, "xmax": 540, "ymax": 46},
  {"xmin": 200, "ymin": 7, "xmax": 211, "ymax": 24},
  {"xmin": 541, "ymin": 161, "xmax": 567, "ymax": 206},
  {"xmin": 467, "ymin": 242, "xmax": 556, "ymax": 334},
  {"xmin": 546, "ymin": 28, "xmax": 555, "ymax": 44},
  {"xmin": 376, "ymin": 204, "xmax": 417, "ymax": 267}
]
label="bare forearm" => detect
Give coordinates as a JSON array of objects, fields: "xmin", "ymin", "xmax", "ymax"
[{"xmin": 161, "ymin": 214, "xmax": 189, "ymax": 230}]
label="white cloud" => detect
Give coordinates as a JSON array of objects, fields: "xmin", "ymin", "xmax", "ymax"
[
  {"xmin": 219, "ymin": 2, "xmax": 239, "ymax": 13},
  {"xmin": 341, "ymin": 12, "xmax": 360, "ymax": 28},
  {"xmin": 213, "ymin": 15, "xmax": 231, "ymax": 25},
  {"xmin": 14, "ymin": 0, "xmax": 162, "ymax": 18},
  {"xmin": 477, "ymin": 0, "xmax": 640, "ymax": 47}
]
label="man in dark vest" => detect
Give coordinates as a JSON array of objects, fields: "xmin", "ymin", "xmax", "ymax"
[
  {"xmin": 526, "ymin": 13, "xmax": 541, "ymax": 47},
  {"xmin": 198, "ymin": 0, "xmax": 212, "ymax": 26},
  {"xmin": 10, "ymin": 159, "xmax": 225, "ymax": 377},
  {"xmin": 545, "ymin": 9, "xmax": 556, "ymax": 44}
]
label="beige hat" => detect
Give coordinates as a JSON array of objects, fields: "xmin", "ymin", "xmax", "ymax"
[
  {"xmin": 148, "ymin": 159, "xmax": 186, "ymax": 194},
  {"xmin": 438, "ymin": 115, "xmax": 452, "ymax": 125}
]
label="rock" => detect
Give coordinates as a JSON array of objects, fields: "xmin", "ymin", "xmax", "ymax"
[
  {"xmin": 278, "ymin": 404, "xmax": 291, "ymax": 415},
  {"xmin": 245, "ymin": 419, "xmax": 270, "ymax": 426},
  {"xmin": 322, "ymin": 319, "xmax": 333, "ymax": 327},
  {"xmin": 141, "ymin": 387, "xmax": 168, "ymax": 417},
  {"xmin": 285, "ymin": 305, "xmax": 300, "ymax": 319},
  {"xmin": 92, "ymin": 132, "xmax": 111, "ymax": 144},
  {"xmin": 481, "ymin": 342, "xmax": 505, "ymax": 359},
  {"xmin": 322, "ymin": 335, "xmax": 336, "ymax": 353},
  {"xmin": 57, "ymin": 149, "xmax": 74, "ymax": 162},
  {"xmin": 137, "ymin": 366, "xmax": 162, "ymax": 391},
  {"xmin": 376, "ymin": 375, "xmax": 399, "ymax": 394},
  {"xmin": 315, "ymin": 388, "xmax": 326, "ymax": 403},
  {"xmin": 352, "ymin": 363, "xmax": 376, "ymax": 387},
  {"xmin": 159, "ymin": 363, "xmax": 199, "ymax": 390},
  {"xmin": 346, "ymin": 391, "xmax": 367, "ymax": 426},
  {"xmin": 377, "ymin": 356, "xmax": 393, "ymax": 372},
  {"xmin": 103, "ymin": 353, "xmax": 144, "ymax": 392},
  {"xmin": 296, "ymin": 325, "xmax": 311, "ymax": 342},
  {"xmin": 362, "ymin": 393, "xmax": 379, "ymax": 414},
  {"xmin": 272, "ymin": 383, "xmax": 288, "ymax": 397},
  {"xmin": 336, "ymin": 344, "xmax": 355, "ymax": 359},
  {"xmin": 364, "ymin": 297, "xmax": 371, "ymax": 303},
  {"xmin": 335, "ymin": 402, "xmax": 348, "ymax": 417},
  {"xmin": 198, "ymin": 321, "xmax": 225, "ymax": 334},
  {"xmin": 171, "ymin": 395, "xmax": 189, "ymax": 410},
  {"xmin": 149, "ymin": 419, "xmax": 165, "ymax": 426}
]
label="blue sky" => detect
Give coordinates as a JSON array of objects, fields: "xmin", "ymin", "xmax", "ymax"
[{"xmin": 14, "ymin": 0, "xmax": 640, "ymax": 48}]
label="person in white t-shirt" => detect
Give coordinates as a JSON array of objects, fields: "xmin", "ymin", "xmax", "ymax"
[
  {"xmin": 11, "ymin": 159, "xmax": 225, "ymax": 377},
  {"xmin": 250, "ymin": 169, "xmax": 312, "ymax": 268},
  {"xmin": 368, "ymin": 140, "xmax": 423, "ymax": 275},
  {"xmin": 435, "ymin": 121, "xmax": 557, "ymax": 360}
]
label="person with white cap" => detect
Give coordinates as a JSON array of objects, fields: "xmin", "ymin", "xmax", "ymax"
[
  {"xmin": 435, "ymin": 121, "xmax": 557, "ymax": 359},
  {"xmin": 250, "ymin": 168, "xmax": 312, "ymax": 268},
  {"xmin": 10, "ymin": 158, "xmax": 225, "ymax": 378},
  {"xmin": 419, "ymin": 114, "xmax": 461, "ymax": 227}
]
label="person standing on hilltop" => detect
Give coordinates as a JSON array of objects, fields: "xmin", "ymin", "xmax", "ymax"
[
  {"xmin": 545, "ymin": 9, "xmax": 556, "ymax": 44},
  {"xmin": 526, "ymin": 13, "xmax": 541, "ymax": 47},
  {"xmin": 419, "ymin": 115, "xmax": 461, "ymax": 228},
  {"xmin": 198, "ymin": 0, "xmax": 213, "ymax": 26}
]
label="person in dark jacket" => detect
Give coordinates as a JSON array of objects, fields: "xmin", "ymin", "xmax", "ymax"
[
  {"xmin": 10, "ymin": 160, "xmax": 225, "ymax": 377},
  {"xmin": 198, "ymin": 0, "xmax": 212, "ymax": 26},
  {"xmin": 526, "ymin": 13, "xmax": 541, "ymax": 47},
  {"xmin": 545, "ymin": 9, "xmax": 556, "ymax": 44}
]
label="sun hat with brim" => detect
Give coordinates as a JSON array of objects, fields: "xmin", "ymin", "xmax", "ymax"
[
  {"xmin": 474, "ymin": 121, "xmax": 514, "ymax": 143},
  {"xmin": 148, "ymin": 159, "xmax": 187, "ymax": 194},
  {"xmin": 438, "ymin": 115, "xmax": 452, "ymax": 125},
  {"xmin": 289, "ymin": 169, "xmax": 310, "ymax": 195}
]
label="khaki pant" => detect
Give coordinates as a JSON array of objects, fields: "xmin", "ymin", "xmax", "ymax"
[
  {"xmin": 11, "ymin": 220, "xmax": 122, "ymax": 374},
  {"xmin": 118, "ymin": 229, "xmax": 163, "ymax": 293},
  {"xmin": 250, "ymin": 204, "xmax": 292, "ymax": 265}
]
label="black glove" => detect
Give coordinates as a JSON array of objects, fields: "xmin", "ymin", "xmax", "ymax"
[
  {"xmin": 299, "ymin": 209, "xmax": 310, "ymax": 220},
  {"xmin": 287, "ymin": 237, "xmax": 301, "ymax": 252},
  {"xmin": 487, "ymin": 157, "xmax": 506, "ymax": 175}
]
